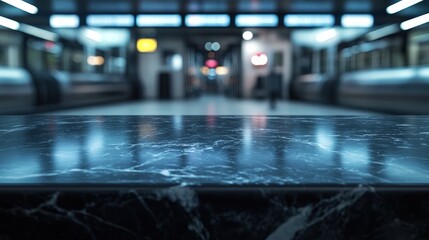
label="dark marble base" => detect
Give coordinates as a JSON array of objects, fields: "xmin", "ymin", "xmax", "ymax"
[{"xmin": 1, "ymin": 186, "xmax": 428, "ymax": 240}]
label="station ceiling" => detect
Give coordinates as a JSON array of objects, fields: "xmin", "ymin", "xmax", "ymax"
[{"xmin": 1, "ymin": 0, "xmax": 428, "ymax": 27}]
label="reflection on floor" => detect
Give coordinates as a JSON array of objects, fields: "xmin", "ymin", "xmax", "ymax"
[{"xmin": 50, "ymin": 95, "xmax": 375, "ymax": 115}]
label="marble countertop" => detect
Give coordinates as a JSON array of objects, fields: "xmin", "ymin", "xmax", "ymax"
[{"xmin": 1, "ymin": 115, "xmax": 429, "ymax": 187}]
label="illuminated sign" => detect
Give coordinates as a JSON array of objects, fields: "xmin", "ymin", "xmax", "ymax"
[
  {"xmin": 137, "ymin": 38, "xmax": 158, "ymax": 53},
  {"xmin": 87, "ymin": 56, "xmax": 105, "ymax": 66}
]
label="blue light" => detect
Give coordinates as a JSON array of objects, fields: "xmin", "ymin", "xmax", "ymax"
[
  {"xmin": 137, "ymin": 14, "xmax": 182, "ymax": 27},
  {"xmin": 341, "ymin": 14, "xmax": 374, "ymax": 28},
  {"xmin": 87, "ymin": 14, "xmax": 134, "ymax": 27},
  {"xmin": 185, "ymin": 14, "xmax": 230, "ymax": 27},
  {"xmin": 235, "ymin": 14, "xmax": 278, "ymax": 27},
  {"xmin": 284, "ymin": 14, "xmax": 335, "ymax": 27}
]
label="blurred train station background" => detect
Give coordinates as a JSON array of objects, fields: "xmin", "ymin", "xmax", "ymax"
[{"xmin": 1, "ymin": 0, "xmax": 429, "ymax": 115}]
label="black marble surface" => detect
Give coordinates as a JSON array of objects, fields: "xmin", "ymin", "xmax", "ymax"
[{"xmin": 1, "ymin": 115, "xmax": 429, "ymax": 239}]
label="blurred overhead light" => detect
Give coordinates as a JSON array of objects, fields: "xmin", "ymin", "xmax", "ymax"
[
  {"xmin": 50, "ymin": 15, "xmax": 79, "ymax": 28},
  {"xmin": 205, "ymin": 42, "xmax": 212, "ymax": 51},
  {"xmin": 87, "ymin": 15, "xmax": 134, "ymax": 27},
  {"xmin": 242, "ymin": 31, "xmax": 253, "ymax": 40},
  {"xmin": 1, "ymin": 0, "xmax": 38, "ymax": 14},
  {"xmin": 185, "ymin": 14, "xmax": 230, "ymax": 27},
  {"xmin": 0, "ymin": 16, "xmax": 20, "ymax": 30},
  {"xmin": 400, "ymin": 13, "xmax": 429, "ymax": 30},
  {"xmin": 137, "ymin": 38, "xmax": 157, "ymax": 53},
  {"xmin": 235, "ymin": 14, "xmax": 278, "ymax": 27},
  {"xmin": 386, "ymin": 0, "xmax": 423, "ymax": 14},
  {"xmin": 215, "ymin": 66, "xmax": 229, "ymax": 75},
  {"xmin": 205, "ymin": 59, "xmax": 218, "ymax": 68},
  {"xmin": 20, "ymin": 24, "xmax": 58, "ymax": 41},
  {"xmin": 211, "ymin": 42, "xmax": 221, "ymax": 51},
  {"xmin": 316, "ymin": 28, "xmax": 337, "ymax": 43},
  {"xmin": 366, "ymin": 24, "xmax": 400, "ymax": 41},
  {"xmin": 341, "ymin": 14, "xmax": 374, "ymax": 28},
  {"xmin": 84, "ymin": 28, "xmax": 103, "ymax": 42},
  {"xmin": 137, "ymin": 14, "xmax": 181, "ymax": 27},
  {"xmin": 201, "ymin": 66, "xmax": 209, "ymax": 75},
  {"xmin": 284, "ymin": 14, "xmax": 335, "ymax": 27}
]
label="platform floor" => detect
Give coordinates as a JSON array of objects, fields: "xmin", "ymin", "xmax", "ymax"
[{"xmin": 50, "ymin": 95, "xmax": 375, "ymax": 115}]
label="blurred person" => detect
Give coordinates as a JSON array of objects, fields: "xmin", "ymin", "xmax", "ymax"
[{"xmin": 266, "ymin": 57, "xmax": 282, "ymax": 109}]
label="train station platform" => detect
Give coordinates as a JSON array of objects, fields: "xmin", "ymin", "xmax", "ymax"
[{"xmin": 49, "ymin": 95, "xmax": 374, "ymax": 116}]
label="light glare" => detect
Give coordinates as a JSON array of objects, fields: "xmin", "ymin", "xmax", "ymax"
[
  {"xmin": 387, "ymin": 0, "xmax": 423, "ymax": 14},
  {"xmin": 400, "ymin": 13, "xmax": 429, "ymax": 30},
  {"xmin": 316, "ymin": 28, "xmax": 337, "ymax": 43},
  {"xmin": 0, "ymin": 16, "xmax": 20, "ymax": 30},
  {"xmin": 1, "ymin": 0, "xmax": 38, "ymax": 14}
]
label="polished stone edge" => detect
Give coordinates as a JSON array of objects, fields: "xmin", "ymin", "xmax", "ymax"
[{"xmin": 1, "ymin": 185, "xmax": 429, "ymax": 192}]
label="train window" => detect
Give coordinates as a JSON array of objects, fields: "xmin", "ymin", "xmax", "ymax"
[
  {"xmin": 418, "ymin": 42, "xmax": 429, "ymax": 66},
  {"xmin": 26, "ymin": 39, "xmax": 61, "ymax": 72},
  {"xmin": 320, "ymin": 49, "xmax": 327, "ymax": 74},
  {"xmin": 299, "ymin": 48, "xmax": 313, "ymax": 74},
  {"xmin": 392, "ymin": 46, "xmax": 405, "ymax": 67},
  {"xmin": 0, "ymin": 46, "xmax": 6, "ymax": 66}
]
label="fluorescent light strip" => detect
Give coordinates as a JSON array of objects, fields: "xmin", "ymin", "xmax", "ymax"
[
  {"xmin": 400, "ymin": 13, "xmax": 429, "ymax": 30},
  {"xmin": 1, "ymin": 0, "xmax": 38, "ymax": 14},
  {"xmin": 366, "ymin": 24, "xmax": 400, "ymax": 41},
  {"xmin": 185, "ymin": 14, "xmax": 230, "ymax": 27},
  {"xmin": 235, "ymin": 14, "xmax": 278, "ymax": 27},
  {"xmin": 87, "ymin": 15, "xmax": 134, "ymax": 27},
  {"xmin": 284, "ymin": 14, "xmax": 335, "ymax": 27},
  {"xmin": 316, "ymin": 28, "xmax": 337, "ymax": 43},
  {"xmin": 0, "ymin": 16, "xmax": 20, "ymax": 30},
  {"xmin": 50, "ymin": 15, "xmax": 80, "ymax": 28},
  {"xmin": 387, "ymin": 0, "xmax": 423, "ymax": 14},
  {"xmin": 20, "ymin": 24, "xmax": 58, "ymax": 41},
  {"xmin": 137, "ymin": 14, "xmax": 181, "ymax": 27},
  {"xmin": 341, "ymin": 14, "xmax": 374, "ymax": 28}
]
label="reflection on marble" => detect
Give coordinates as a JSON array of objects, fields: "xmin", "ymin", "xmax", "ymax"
[{"xmin": 1, "ymin": 116, "xmax": 429, "ymax": 186}]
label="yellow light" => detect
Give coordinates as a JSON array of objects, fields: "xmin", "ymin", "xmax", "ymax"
[
  {"xmin": 87, "ymin": 56, "xmax": 105, "ymax": 66},
  {"xmin": 137, "ymin": 38, "xmax": 157, "ymax": 53},
  {"xmin": 215, "ymin": 66, "xmax": 229, "ymax": 75}
]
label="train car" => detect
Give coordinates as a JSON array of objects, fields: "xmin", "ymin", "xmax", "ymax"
[
  {"xmin": 0, "ymin": 28, "xmax": 132, "ymax": 114},
  {"xmin": 292, "ymin": 25, "xmax": 429, "ymax": 114},
  {"xmin": 337, "ymin": 27, "xmax": 429, "ymax": 114},
  {"xmin": 0, "ymin": 30, "xmax": 37, "ymax": 114}
]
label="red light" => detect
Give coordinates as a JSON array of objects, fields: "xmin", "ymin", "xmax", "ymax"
[
  {"xmin": 205, "ymin": 59, "xmax": 218, "ymax": 68},
  {"xmin": 44, "ymin": 41, "xmax": 55, "ymax": 50}
]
